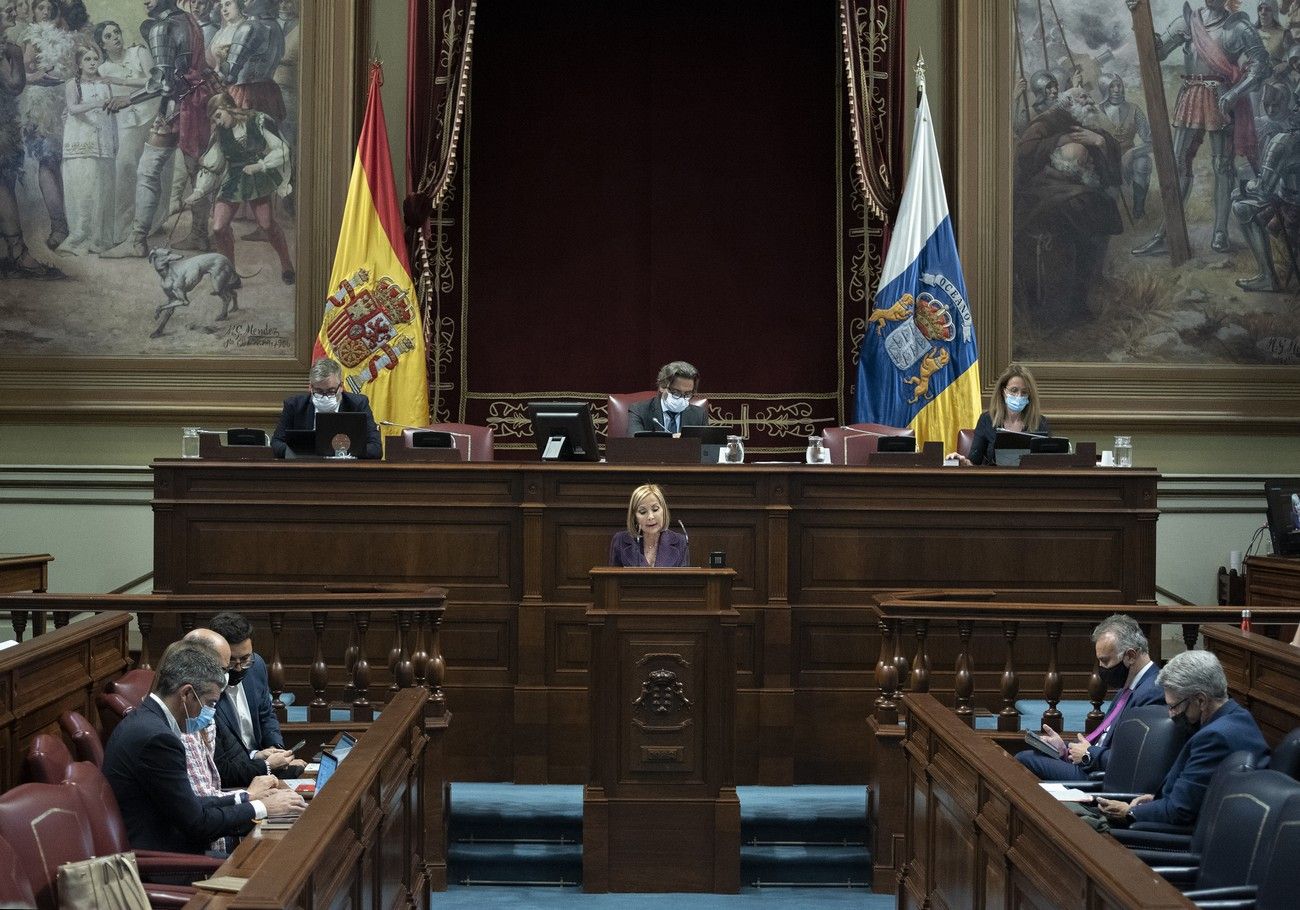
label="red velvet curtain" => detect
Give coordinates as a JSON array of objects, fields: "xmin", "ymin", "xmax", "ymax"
[{"xmin": 405, "ymin": 0, "xmax": 904, "ymax": 454}]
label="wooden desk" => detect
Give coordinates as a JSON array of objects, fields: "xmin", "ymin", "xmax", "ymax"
[
  {"xmin": 152, "ymin": 460, "xmax": 1158, "ymax": 784},
  {"xmin": 1203, "ymin": 621, "xmax": 1300, "ymax": 747},
  {"xmin": 900, "ymin": 692, "xmax": 1193, "ymax": 908},
  {"xmin": 184, "ymin": 687, "xmax": 436, "ymax": 909},
  {"xmin": 0, "ymin": 553, "xmax": 51, "ymax": 594}
]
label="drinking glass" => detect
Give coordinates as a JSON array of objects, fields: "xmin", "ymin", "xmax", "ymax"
[
  {"xmin": 181, "ymin": 428, "xmax": 200, "ymax": 458},
  {"xmin": 1113, "ymin": 435, "xmax": 1132, "ymax": 468}
]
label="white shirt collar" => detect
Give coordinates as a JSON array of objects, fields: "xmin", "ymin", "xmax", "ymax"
[
  {"xmin": 1127, "ymin": 659, "xmax": 1155, "ymax": 690},
  {"xmin": 149, "ymin": 692, "xmax": 182, "ymax": 738}
]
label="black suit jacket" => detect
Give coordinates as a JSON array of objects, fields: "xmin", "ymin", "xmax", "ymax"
[
  {"xmin": 216, "ymin": 653, "xmax": 284, "ymax": 752},
  {"xmin": 626, "ymin": 396, "xmax": 708, "ymax": 435},
  {"xmin": 103, "ymin": 696, "xmax": 257, "ymax": 854},
  {"xmin": 967, "ymin": 411, "xmax": 1052, "ymax": 466},
  {"xmin": 271, "ymin": 391, "xmax": 382, "ymax": 459}
]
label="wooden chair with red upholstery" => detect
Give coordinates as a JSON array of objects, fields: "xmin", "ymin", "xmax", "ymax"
[
  {"xmin": 957, "ymin": 428, "xmax": 975, "ymax": 460},
  {"xmin": 0, "ymin": 835, "xmax": 36, "ymax": 910},
  {"xmin": 821, "ymin": 423, "xmax": 915, "ymax": 465},
  {"xmin": 59, "ymin": 711, "xmax": 103, "ymax": 768},
  {"xmin": 0, "ymin": 781, "xmax": 196, "ymax": 908},
  {"xmin": 96, "ymin": 668, "xmax": 155, "ymax": 740},
  {"xmin": 606, "ymin": 391, "xmax": 711, "ymax": 438},
  {"xmin": 21, "ymin": 734, "xmax": 73, "ymax": 785},
  {"xmin": 401, "ymin": 423, "xmax": 495, "ymax": 461}
]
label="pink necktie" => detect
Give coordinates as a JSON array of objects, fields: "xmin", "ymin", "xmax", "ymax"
[{"xmin": 1085, "ymin": 686, "xmax": 1132, "ymax": 744}]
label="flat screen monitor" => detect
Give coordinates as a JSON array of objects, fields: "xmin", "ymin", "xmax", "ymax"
[
  {"xmin": 529, "ymin": 402, "xmax": 600, "ymax": 461},
  {"xmin": 993, "ymin": 429, "xmax": 1047, "ymax": 466},
  {"xmin": 284, "ymin": 412, "xmax": 369, "ymax": 458},
  {"xmin": 877, "ymin": 435, "xmax": 916, "ymax": 453},
  {"xmin": 409, "ymin": 430, "xmax": 454, "ymax": 448},
  {"xmin": 1029, "ymin": 436, "xmax": 1070, "ymax": 454},
  {"xmin": 227, "ymin": 428, "xmax": 268, "ymax": 446},
  {"xmin": 680, "ymin": 424, "xmax": 731, "ymax": 463},
  {"xmin": 1265, "ymin": 478, "xmax": 1300, "ymax": 557}
]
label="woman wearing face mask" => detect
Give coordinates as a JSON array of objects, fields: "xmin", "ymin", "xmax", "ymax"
[
  {"xmin": 951, "ymin": 362, "xmax": 1051, "ymax": 466},
  {"xmin": 608, "ymin": 483, "xmax": 690, "ymax": 568}
]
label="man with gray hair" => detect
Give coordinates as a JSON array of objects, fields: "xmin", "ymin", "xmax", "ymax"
[
  {"xmin": 1015, "ymin": 614, "xmax": 1164, "ymax": 780},
  {"xmin": 270, "ymin": 357, "xmax": 382, "ymax": 459},
  {"xmin": 626, "ymin": 361, "xmax": 708, "ymax": 435},
  {"xmin": 103, "ymin": 641, "xmax": 305, "ymax": 854},
  {"xmin": 1098, "ymin": 649, "xmax": 1267, "ymax": 827}
]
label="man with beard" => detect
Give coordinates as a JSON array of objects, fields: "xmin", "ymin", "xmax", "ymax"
[
  {"xmin": 1100, "ymin": 73, "xmax": 1154, "ymax": 218},
  {"xmin": 1128, "ymin": 0, "xmax": 1270, "ymax": 255},
  {"xmin": 1014, "ymin": 87, "xmax": 1124, "ymax": 324}
]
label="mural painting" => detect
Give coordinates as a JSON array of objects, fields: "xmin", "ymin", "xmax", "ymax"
[
  {"xmin": 1013, "ymin": 0, "xmax": 1300, "ymax": 366},
  {"xmin": 0, "ymin": 0, "xmax": 299, "ymax": 355}
]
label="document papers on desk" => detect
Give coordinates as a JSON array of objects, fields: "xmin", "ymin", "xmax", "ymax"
[{"xmin": 1040, "ymin": 783, "xmax": 1094, "ymax": 802}]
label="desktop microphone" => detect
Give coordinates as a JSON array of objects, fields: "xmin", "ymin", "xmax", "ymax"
[
  {"xmin": 678, "ymin": 519, "xmax": 688, "ymax": 543},
  {"xmin": 653, "ymin": 417, "xmax": 669, "ymax": 432}
]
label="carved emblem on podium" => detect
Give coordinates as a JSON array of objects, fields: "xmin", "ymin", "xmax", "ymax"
[{"xmin": 633, "ymin": 667, "xmax": 692, "ymax": 732}]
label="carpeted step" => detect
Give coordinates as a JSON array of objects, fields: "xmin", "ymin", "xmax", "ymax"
[
  {"xmin": 448, "ymin": 842, "xmax": 582, "ymax": 887},
  {"xmin": 738, "ymin": 786, "xmax": 865, "ymax": 845},
  {"xmin": 450, "ymin": 783, "xmax": 583, "ymax": 842},
  {"xmin": 741, "ymin": 844, "xmax": 870, "ymax": 887}
]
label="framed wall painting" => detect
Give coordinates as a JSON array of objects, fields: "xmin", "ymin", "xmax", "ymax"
[
  {"xmin": 954, "ymin": 0, "xmax": 1300, "ymax": 429},
  {"xmin": 0, "ymin": 0, "xmax": 361, "ymax": 420}
]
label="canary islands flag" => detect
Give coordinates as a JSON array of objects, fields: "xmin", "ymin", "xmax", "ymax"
[
  {"xmin": 854, "ymin": 82, "xmax": 979, "ymax": 449},
  {"xmin": 314, "ymin": 63, "xmax": 428, "ymax": 435}
]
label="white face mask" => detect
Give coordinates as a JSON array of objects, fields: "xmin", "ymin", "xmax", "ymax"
[
  {"xmin": 662, "ymin": 392, "xmax": 690, "ymax": 415},
  {"xmin": 312, "ymin": 392, "xmax": 341, "ymax": 413}
]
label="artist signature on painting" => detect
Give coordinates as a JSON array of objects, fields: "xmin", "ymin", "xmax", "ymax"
[
  {"xmin": 221, "ymin": 322, "xmax": 290, "ymax": 350},
  {"xmin": 1257, "ymin": 336, "xmax": 1300, "ymax": 364}
]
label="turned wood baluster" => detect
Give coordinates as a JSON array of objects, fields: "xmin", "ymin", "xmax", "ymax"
[
  {"xmin": 1041, "ymin": 621, "xmax": 1064, "ymax": 732},
  {"xmin": 179, "ymin": 612, "xmax": 195, "ymax": 634},
  {"xmin": 350, "ymin": 611, "xmax": 372, "ymax": 722},
  {"xmin": 137, "ymin": 612, "xmax": 155, "ymax": 670},
  {"xmin": 998, "ymin": 620, "xmax": 1021, "ymax": 731},
  {"xmin": 341, "ymin": 616, "xmax": 359, "ymax": 703},
  {"xmin": 267, "ymin": 612, "xmax": 286, "ymax": 720},
  {"xmin": 1181, "ymin": 623, "xmax": 1200, "ymax": 652},
  {"xmin": 910, "ymin": 619, "xmax": 931, "ymax": 693},
  {"xmin": 11, "ymin": 610, "xmax": 27, "ymax": 643},
  {"xmin": 309, "ymin": 611, "xmax": 329, "ymax": 723},
  {"xmin": 387, "ymin": 614, "xmax": 404, "ymax": 687},
  {"xmin": 411, "ymin": 610, "xmax": 430, "ymax": 690},
  {"xmin": 52, "ymin": 611, "xmax": 71, "ymax": 629},
  {"xmin": 425, "ymin": 608, "xmax": 447, "ymax": 717},
  {"xmin": 954, "ymin": 620, "xmax": 974, "ymax": 725},
  {"xmin": 1084, "ymin": 655, "xmax": 1106, "ymax": 733},
  {"xmin": 392, "ymin": 611, "xmax": 414, "ymax": 690},
  {"xmin": 874, "ymin": 618, "xmax": 899, "ymax": 724}
]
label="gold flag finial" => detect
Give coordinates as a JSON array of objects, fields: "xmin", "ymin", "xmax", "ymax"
[{"xmin": 914, "ymin": 50, "xmax": 926, "ymax": 92}]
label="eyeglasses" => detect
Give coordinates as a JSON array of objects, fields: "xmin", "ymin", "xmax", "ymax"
[
  {"xmin": 1166, "ymin": 696, "xmax": 1192, "ymax": 716},
  {"xmin": 665, "ymin": 388, "xmax": 694, "ymax": 400},
  {"xmin": 1005, "ymin": 386, "xmax": 1030, "ymax": 396},
  {"xmin": 311, "ymin": 385, "xmax": 342, "ymax": 396},
  {"xmin": 228, "ymin": 653, "xmax": 254, "ymax": 670}
]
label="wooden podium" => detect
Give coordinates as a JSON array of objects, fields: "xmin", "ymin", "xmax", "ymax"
[{"xmin": 583, "ymin": 568, "xmax": 740, "ymax": 892}]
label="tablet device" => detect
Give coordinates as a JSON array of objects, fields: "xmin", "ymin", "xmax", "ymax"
[{"xmin": 1024, "ymin": 729, "xmax": 1063, "ymax": 759}]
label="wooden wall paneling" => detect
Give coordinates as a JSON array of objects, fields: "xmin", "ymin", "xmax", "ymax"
[{"xmin": 1203, "ymin": 622, "xmax": 1300, "ymax": 746}]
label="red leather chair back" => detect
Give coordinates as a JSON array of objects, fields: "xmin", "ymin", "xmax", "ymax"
[
  {"xmin": 606, "ymin": 391, "xmax": 711, "ymax": 438},
  {"xmin": 97, "ymin": 668, "xmax": 154, "ymax": 739},
  {"xmin": 21, "ymin": 734, "xmax": 73, "ymax": 786},
  {"xmin": 822, "ymin": 423, "xmax": 915, "ymax": 465},
  {"xmin": 0, "ymin": 783, "xmax": 96, "ymax": 910},
  {"xmin": 402, "ymin": 423, "xmax": 495, "ymax": 461},
  {"xmin": 59, "ymin": 712, "xmax": 103, "ymax": 768},
  {"xmin": 957, "ymin": 428, "xmax": 975, "ymax": 459},
  {"xmin": 62, "ymin": 761, "xmax": 131, "ymax": 858},
  {"xmin": 0, "ymin": 836, "xmax": 37, "ymax": 909}
]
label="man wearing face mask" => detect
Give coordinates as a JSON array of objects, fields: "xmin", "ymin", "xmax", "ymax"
[
  {"xmin": 1014, "ymin": 614, "xmax": 1164, "ymax": 780},
  {"xmin": 103, "ymin": 641, "xmax": 306, "ymax": 854},
  {"xmin": 209, "ymin": 611, "xmax": 305, "ymax": 785},
  {"xmin": 1097, "ymin": 650, "xmax": 1267, "ymax": 827},
  {"xmin": 270, "ymin": 357, "xmax": 382, "ymax": 459},
  {"xmin": 626, "ymin": 361, "xmax": 708, "ymax": 435}
]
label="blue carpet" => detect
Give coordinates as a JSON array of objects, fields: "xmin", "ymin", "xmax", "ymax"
[
  {"xmin": 449, "ymin": 784, "xmax": 870, "ymax": 890},
  {"xmin": 431, "ymin": 885, "xmax": 889, "ymax": 907}
]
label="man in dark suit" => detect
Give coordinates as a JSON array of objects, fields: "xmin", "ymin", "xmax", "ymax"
[
  {"xmin": 626, "ymin": 361, "xmax": 708, "ymax": 435},
  {"xmin": 209, "ymin": 611, "xmax": 305, "ymax": 782},
  {"xmin": 1098, "ymin": 650, "xmax": 1269, "ymax": 827},
  {"xmin": 102, "ymin": 641, "xmax": 305, "ymax": 854},
  {"xmin": 1016, "ymin": 614, "xmax": 1165, "ymax": 780},
  {"xmin": 270, "ymin": 357, "xmax": 382, "ymax": 459}
]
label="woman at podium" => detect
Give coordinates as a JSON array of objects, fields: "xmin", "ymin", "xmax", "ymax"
[
  {"xmin": 608, "ymin": 483, "xmax": 689, "ymax": 568},
  {"xmin": 953, "ymin": 362, "xmax": 1052, "ymax": 466}
]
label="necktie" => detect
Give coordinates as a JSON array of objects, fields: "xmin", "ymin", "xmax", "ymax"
[
  {"xmin": 1085, "ymin": 686, "xmax": 1132, "ymax": 744},
  {"xmin": 668, "ymin": 412, "xmax": 678, "ymax": 433}
]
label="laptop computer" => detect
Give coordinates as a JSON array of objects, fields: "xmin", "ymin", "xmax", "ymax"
[
  {"xmin": 283, "ymin": 411, "xmax": 369, "ymax": 459},
  {"xmin": 680, "ymin": 424, "xmax": 731, "ymax": 463}
]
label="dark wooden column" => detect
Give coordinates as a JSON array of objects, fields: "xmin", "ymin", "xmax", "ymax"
[{"xmin": 583, "ymin": 567, "xmax": 740, "ymax": 893}]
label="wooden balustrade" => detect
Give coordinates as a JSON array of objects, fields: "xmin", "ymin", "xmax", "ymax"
[
  {"xmin": 900, "ymin": 692, "xmax": 1193, "ymax": 908},
  {"xmin": 0, "ymin": 591, "xmax": 448, "ymax": 724}
]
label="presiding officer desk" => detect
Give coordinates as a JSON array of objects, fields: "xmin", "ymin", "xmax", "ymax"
[{"xmin": 152, "ymin": 459, "xmax": 1158, "ymax": 784}]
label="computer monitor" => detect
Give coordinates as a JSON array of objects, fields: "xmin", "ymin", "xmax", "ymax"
[
  {"xmin": 227, "ymin": 428, "xmax": 268, "ymax": 446},
  {"xmin": 1028, "ymin": 436, "xmax": 1070, "ymax": 454},
  {"xmin": 877, "ymin": 435, "xmax": 916, "ymax": 453},
  {"xmin": 993, "ymin": 429, "xmax": 1047, "ymax": 466},
  {"xmin": 284, "ymin": 412, "xmax": 369, "ymax": 458},
  {"xmin": 528, "ymin": 402, "xmax": 600, "ymax": 461},
  {"xmin": 408, "ymin": 430, "xmax": 454, "ymax": 448},
  {"xmin": 680, "ymin": 424, "xmax": 731, "ymax": 463},
  {"xmin": 1264, "ymin": 478, "xmax": 1300, "ymax": 557}
]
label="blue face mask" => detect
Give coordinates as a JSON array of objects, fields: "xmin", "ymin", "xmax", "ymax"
[
  {"xmin": 184, "ymin": 690, "xmax": 217, "ymax": 734},
  {"xmin": 1004, "ymin": 393, "xmax": 1029, "ymax": 413}
]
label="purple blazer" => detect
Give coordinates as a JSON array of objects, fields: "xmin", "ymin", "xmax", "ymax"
[{"xmin": 608, "ymin": 529, "xmax": 690, "ymax": 568}]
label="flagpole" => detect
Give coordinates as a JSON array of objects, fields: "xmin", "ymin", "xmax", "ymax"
[{"xmin": 914, "ymin": 50, "xmax": 925, "ymax": 106}]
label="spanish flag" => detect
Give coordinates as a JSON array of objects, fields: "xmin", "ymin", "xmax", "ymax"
[{"xmin": 314, "ymin": 63, "xmax": 429, "ymax": 435}]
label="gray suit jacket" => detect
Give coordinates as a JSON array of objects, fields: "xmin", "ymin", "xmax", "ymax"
[{"xmin": 626, "ymin": 396, "xmax": 708, "ymax": 435}]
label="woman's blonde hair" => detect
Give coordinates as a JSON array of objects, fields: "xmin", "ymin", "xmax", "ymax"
[
  {"xmin": 626, "ymin": 483, "xmax": 670, "ymax": 536},
  {"xmin": 988, "ymin": 362, "xmax": 1044, "ymax": 432}
]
